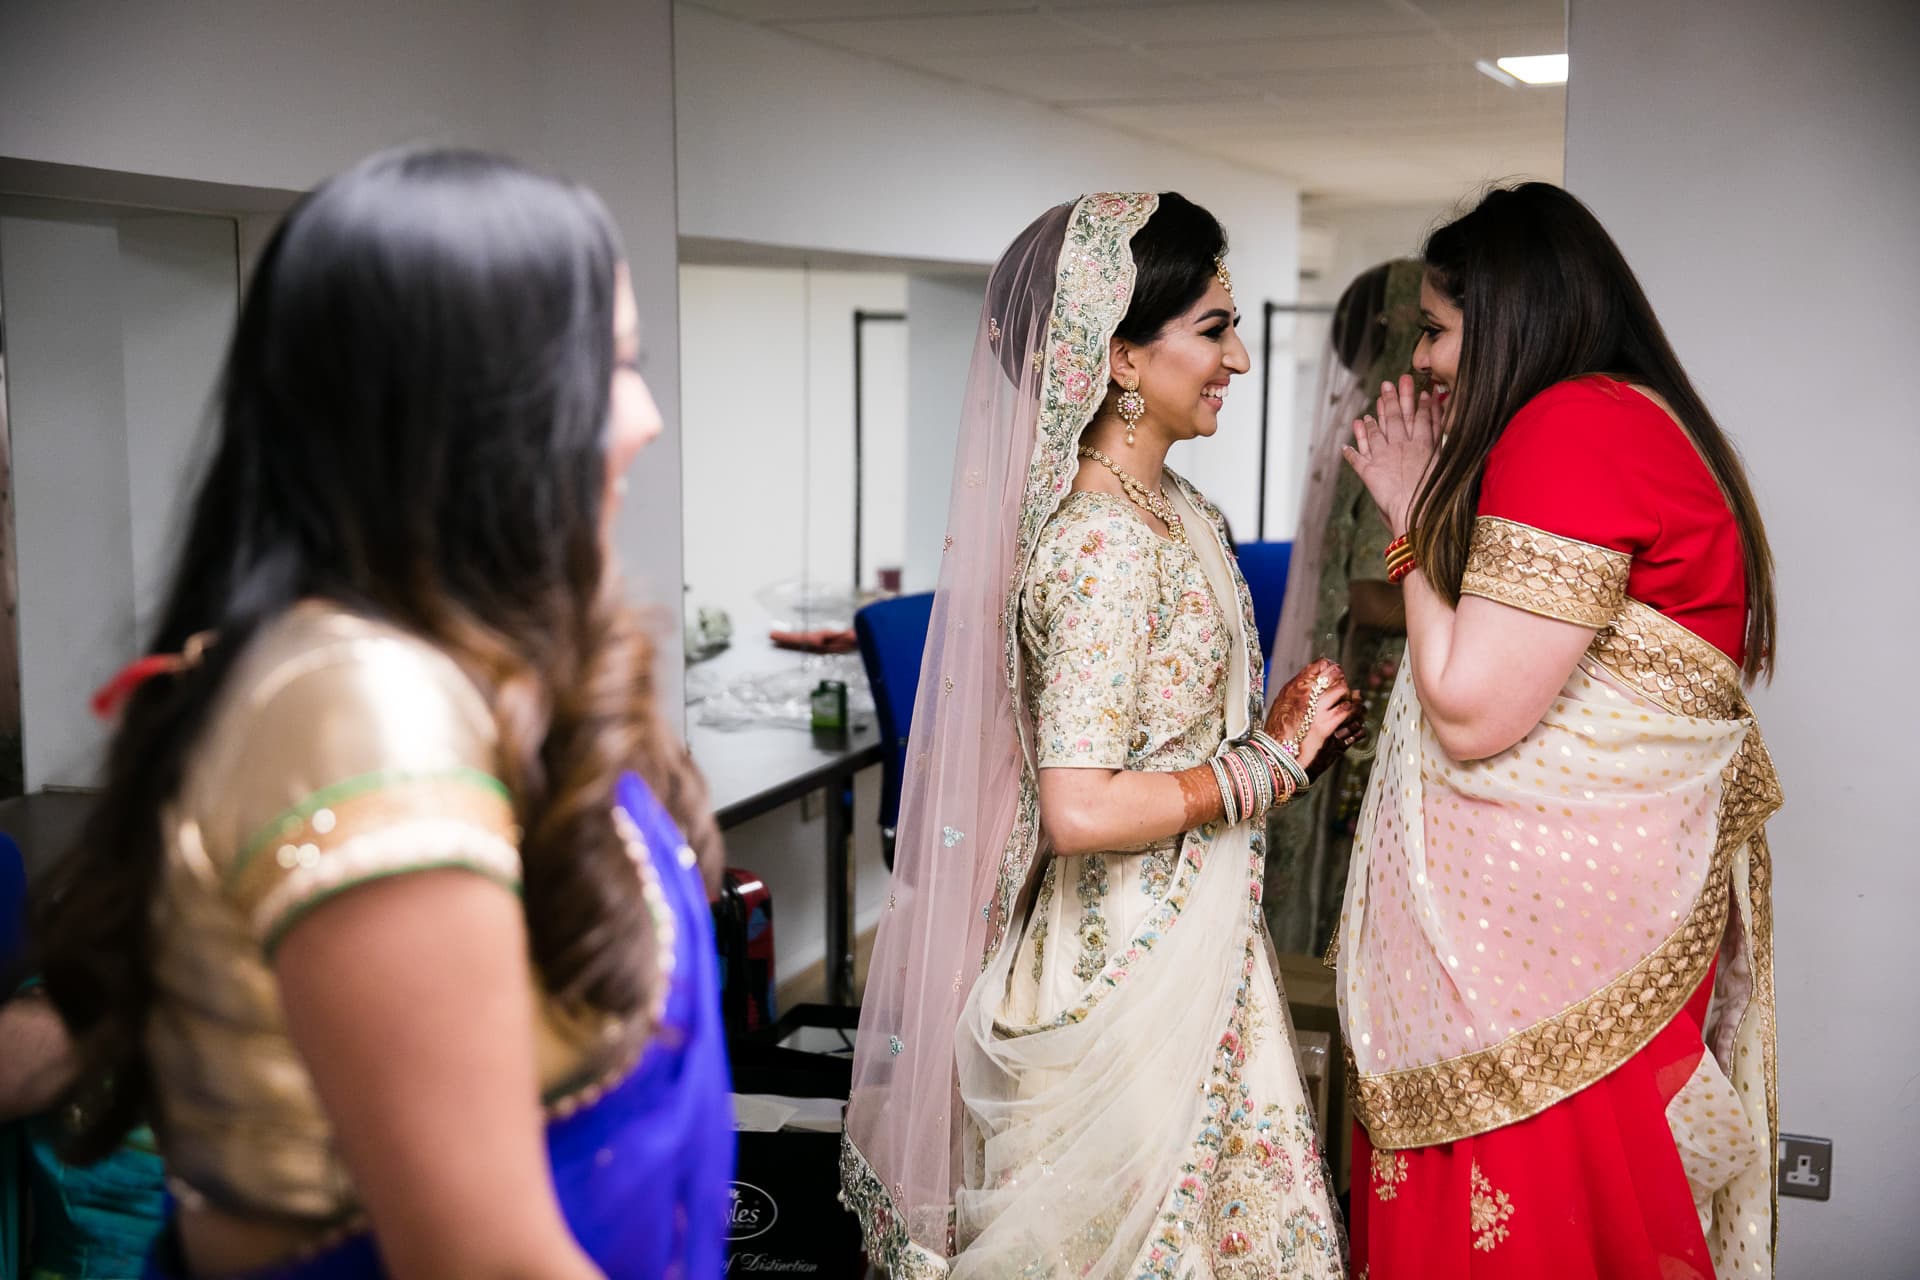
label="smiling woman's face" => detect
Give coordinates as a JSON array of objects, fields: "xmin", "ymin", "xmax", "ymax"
[
  {"xmin": 1124, "ymin": 277, "xmax": 1251, "ymax": 443},
  {"xmin": 1412, "ymin": 271, "xmax": 1463, "ymax": 420}
]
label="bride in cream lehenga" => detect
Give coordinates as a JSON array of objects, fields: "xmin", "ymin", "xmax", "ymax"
[{"xmin": 840, "ymin": 192, "xmax": 1363, "ymax": 1279}]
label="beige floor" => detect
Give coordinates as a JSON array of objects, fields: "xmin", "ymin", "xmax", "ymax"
[{"xmin": 773, "ymin": 925, "xmax": 878, "ymax": 1012}]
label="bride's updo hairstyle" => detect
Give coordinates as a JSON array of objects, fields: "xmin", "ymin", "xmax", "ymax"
[
  {"xmin": 984, "ymin": 192, "xmax": 1229, "ymax": 388},
  {"xmin": 1114, "ymin": 192, "xmax": 1228, "ymax": 345}
]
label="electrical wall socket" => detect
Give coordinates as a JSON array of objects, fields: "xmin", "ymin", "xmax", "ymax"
[{"xmin": 1778, "ymin": 1133, "xmax": 1833, "ymax": 1201}]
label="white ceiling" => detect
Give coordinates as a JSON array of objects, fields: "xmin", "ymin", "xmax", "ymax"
[{"xmin": 682, "ymin": 0, "xmax": 1567, "ymax": 207}]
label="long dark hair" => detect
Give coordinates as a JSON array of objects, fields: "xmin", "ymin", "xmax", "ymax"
[
  {"xmin": 1411, "ymin": 182, "xmax": 1776, "ymax": 680},
  {"xmin": 32, "ymin": 146, "xmax": 705, "ymax": 1159}
]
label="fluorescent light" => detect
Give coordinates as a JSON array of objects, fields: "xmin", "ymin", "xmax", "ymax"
[
  {"xmin": 1473, "ymin": 59, "xmax": 1518, "ymax": 87},
  {"xmin": 1494, "ymin": 53, "xmax": 1568, "ymax": 85}
]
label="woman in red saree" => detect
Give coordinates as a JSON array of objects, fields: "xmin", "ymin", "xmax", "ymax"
[{"xmin": 1336, "ymin": 184, "xmax": 1782, "ymax": 1279}]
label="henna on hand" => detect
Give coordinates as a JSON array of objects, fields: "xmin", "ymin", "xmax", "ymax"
[
  {"xmin": 1263, "ymin": 658, "xmax": 1342, "ymax": 746},
  {"xmin": 1176, "ymin": 763, "xmax": 1224, "ymax": 831}
]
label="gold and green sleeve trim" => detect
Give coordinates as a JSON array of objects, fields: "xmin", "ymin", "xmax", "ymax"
[
  {"xmin": 1459, "ymin": 516, "xmax": 1630, "ymax": 629},
  {"xmin": 260, "ymin": 853, "xmax": 523, "ymax": 959},
  {"xmin": 228, "ymin": 768, "xmax": 522, "ymax": 951},
  {"xmin": 230, "ymin": 767, "xmax": 513, "ymax": 886}
]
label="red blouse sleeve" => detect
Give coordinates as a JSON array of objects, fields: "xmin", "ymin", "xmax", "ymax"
[
  {"xmin": 1476, "ymin": 380, "xmax": 1662, "ymax": 556},
  {"xmin": 1459, "ymin": 381, "xmax": 1643, "ymax": 628}
]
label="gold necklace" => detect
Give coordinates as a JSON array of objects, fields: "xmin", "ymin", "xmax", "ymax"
[{"xmin": 1077, "ymin": 446, "xmax": 1186, "ymax": 544}]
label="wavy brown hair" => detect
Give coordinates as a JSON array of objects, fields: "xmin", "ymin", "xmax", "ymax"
[
  {"xmin": 1411, "ymin": 183, "xmax": 1777, "ymax": 681},
  {"xmin": 30, "ymin": 147, "xmax": 717, "ymax": 1161}
]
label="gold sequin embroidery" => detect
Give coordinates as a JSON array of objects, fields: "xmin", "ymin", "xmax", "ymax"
[
  {"xmin": 1370, "ymin": 1147, "xmax": 1408, "ymax": 1201},
  {"xmin": 1349, "ymin": 601, "xmax": 1782, "ymax": 1150},
  {"xmin": 1469, "ymin": 1161, "xmax": 1514, "ymax": 1252},
  {"xmin": 1589, "ymin": 598, "xmax": 1742, "ymax": 719},
  {"xmin": 1460, "ymin": 516, "xmax": 1631, "ymax": 628}
]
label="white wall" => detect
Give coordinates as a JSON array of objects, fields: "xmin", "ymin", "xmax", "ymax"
[
  {"xmin": 117, "ymin": 215, "xmax": 241, "ymax": 642},
  {"xmin": 680, "ymin": 264, "xmax": 809, "ymax": 631},
  {"xmin": 1567, "ymin": 0, "xmax": 1920, "ymax": 1271},
  {"xmin": 806, "ymin": 273, "xmax": 908, "ymax": 598},
  {"xmin": 679, "ymin": 264, "xmax": 907, "ymax": 630},
  {"xmin": 0, "ymin": 0, "xmax": 686, "ymax": 779},
  {"xmin": 530, "ymin": 3, "xmax": 687, "ymax": 676},
  {"xmin": 905, "ymin": 273, "xmax": 988, "ymax": 592},
  {"xmin": 674, "ymin": 3, "xmax": 1303, "ymax": 537},
  {"xmin": 0, "ymin": 216, "xmax": 138, "ymax": 789},
  {"xmin": 0, "ymin": 1, "xmax": 538, "ymax": 191},
  {"xmin": 0, "ymin": 206, "xmax": 237, "ymax": 790}
]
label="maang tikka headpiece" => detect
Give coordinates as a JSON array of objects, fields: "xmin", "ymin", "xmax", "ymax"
[{"xmin": 1213, "ymin": 254, "xmax": 1234, "ymax": 299}]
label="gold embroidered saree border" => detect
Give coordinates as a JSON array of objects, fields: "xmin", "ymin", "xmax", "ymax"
[
  {"xmin": 1591, "ymin": 598, "xmax": 1745, "ymax": 720},
  {"xmin": 1600, "ymin": 589, "xmax": 1782, "ymax": 1228},
  {"xmin": 1459, "ymin": 516, "xmax": 1631, "ymax": 629},
  {"xmin": 1351, "ymin": 603, "xmax": 1782, "ymax": 1151},
  {"xmin": 1749, "ymin": 826, "xmax": 1780, "ymax": 1259},
  {"xmin": 1351, "ymin": 840, "xmax": 1729, "ymax": 1149}
]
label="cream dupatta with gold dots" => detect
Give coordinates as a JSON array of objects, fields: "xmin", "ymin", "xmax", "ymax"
[{"xmin": 1337, "ymin": 517, "xmax": 1782, "ymax": 1278}]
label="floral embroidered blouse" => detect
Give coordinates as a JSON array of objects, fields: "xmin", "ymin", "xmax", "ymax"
[
  {"xmin": 1020, "ymin": 491, "xmax": 1229, "ymax": 776},
  {"xmin": 1005, "ymin": 488, "xmax": 1235, "ymax": 1015}
]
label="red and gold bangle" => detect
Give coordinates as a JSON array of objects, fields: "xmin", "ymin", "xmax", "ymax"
[
  {"xmin": 1383, "ymin": 532, "xmax": 1415, "ymax": 571},
  {"xmin": 1384, "ymin": 529, "xmax": 1418, "ymax": 584}
]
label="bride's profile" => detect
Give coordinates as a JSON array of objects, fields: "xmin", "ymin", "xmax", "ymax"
[{"xmin": 841, "ymin": 192, "xmax": 1361, "ymax": 1278}]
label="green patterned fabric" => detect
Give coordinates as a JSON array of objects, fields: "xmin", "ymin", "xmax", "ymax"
[{"xmin": 1264, "ymin": 260, "xmax": 1424, "ymax": 956}]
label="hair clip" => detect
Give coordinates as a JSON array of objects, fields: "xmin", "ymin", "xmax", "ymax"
[{"xmin": 91, "ymin": 631, "xmax": 217, "ymax": 720}]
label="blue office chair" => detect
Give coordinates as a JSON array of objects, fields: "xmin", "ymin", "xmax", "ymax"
[
  {"xmin": 854, "ymin": 592, "xmax": 935, "ymax": 871},
  {"xmin": 1235, "ymin": 540, "xmax": 1293, "ymax": 672},
  {"xmin": 0, "ymin": 832, "xmax": 24, "ymax": 978}
]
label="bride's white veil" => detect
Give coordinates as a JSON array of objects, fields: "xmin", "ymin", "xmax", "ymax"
[{"xmin": 841, "ymin": 194, "xmax": 1160, "ymax": 1272}]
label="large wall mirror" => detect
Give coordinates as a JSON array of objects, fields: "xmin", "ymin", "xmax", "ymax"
[
  {"xmin": 671, "ymin": 0, "xmax": 1567, "ymax": 998},
  {"xmin": 0, "ymin": 194, "xmax": 247, "ymax": 863}
]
